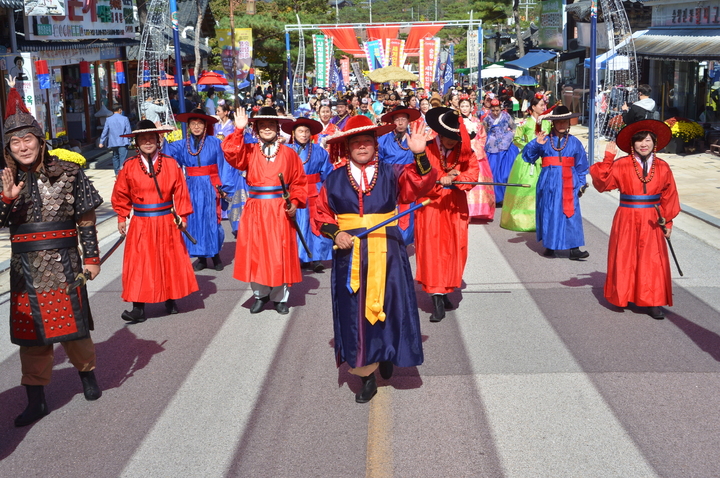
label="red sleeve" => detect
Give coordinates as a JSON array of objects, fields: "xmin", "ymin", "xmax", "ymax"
[
  {"xmin": 221, "ymin": 130, "xmax": 253, "ymax": 170},
  {"xmin": 659, "ymin": 161, "xmax": 681, "ymax": 230},
  {"xmin": 284, "ymin": 147, "xmax": 308, "ymax": 209},
  {"xmin": 589, "ymin": 151, "xmax": 621, "ymax": 192},
  {"xmin": 453, "ymin": 150, "xmax": 480, "ymax": 191},
  {"xmin": 170, "ymin": 160, "xmax": 194, "ymax": 219},
  {"xmin": 314, "ymin": 186, "xmax": 338, "ymax": 239},
  {"xmin": 111, "ymin": 165, "xmax": 133, "ymax": 223},
  {"xmin": 398, "ymin": 161, "xmax": 438, "ymax": 204}
]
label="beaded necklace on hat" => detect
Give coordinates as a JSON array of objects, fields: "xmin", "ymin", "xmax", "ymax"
[
  {"xmin": 632, "ymin": 151, "xmax": 656, "ymax": 183},
  {"xmin": 395, "ymin": 133, "xmax": 410, "ymax": 151},
  {"xmin": 139, "ymin": 154, "xmax": 162, "ymax": 177},
  {"xmin": 260, "ymin": 141, "xmax": 279, "ymax": 161},
  {"xmin": 296, "ymin": 142, "xmax": 313, "ymax": 164},
  {"xmin": 346, "ymin": 152, "xmax": 379, "ymax": 216},
  {"xmin": 549, "ymin": 133, "xmax": 569, "ymax": 152},
  {"xmin": 187, "ymin": 133, "xmax": 206, "ymax": 157}
]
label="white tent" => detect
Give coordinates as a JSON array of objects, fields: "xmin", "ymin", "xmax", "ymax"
[{"xmin": 481, "ymin": 64, "xmax": 524, "ymax": 79}]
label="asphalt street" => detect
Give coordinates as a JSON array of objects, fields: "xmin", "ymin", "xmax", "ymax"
[{"xmin": 1, "ymin": 186, "xmax": 720, "ymax": 477}]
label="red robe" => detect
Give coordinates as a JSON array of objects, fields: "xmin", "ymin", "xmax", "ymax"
[
  {"xmin": 414, "ymin": 140, "xmax": 480, "ymax": 294},
  {"xmin": 111, "ymin": 153, "xmax": 199, "ymax": 303},
  {"xmin": 222, "ymin": 131, "xmax": 308, "ymax": 286},
  {"xmin": 590, "ymin": 152, "xmax": 680, "ymax": 307}
]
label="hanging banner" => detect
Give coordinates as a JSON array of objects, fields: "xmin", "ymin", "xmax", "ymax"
[
  {"xmin": 419, "ymin": 38, "xmax": 440, "ymax": 91},
  {"xmin": 351, "ymin": 62, "xmax": 367, "ymax": 89},
  {"xmin": 467, "ymin": 30, "xmax": 479, "ymax": 70},
  {"xmin": 363, "ymin": 40, "xmax": 385, "ymax": 71},
  {"xmin": 340, "ymin": 57, "xmax": 351, "ymax": 85},
  {"xmin": 384, "ymin": 39, "xmax": 405, "ymax": 67},
  {"xmin": 216, "ymin": 28, "xmax": 253, "ymax": 82},
  {"xmin": 313, "ymin": 35, "xmax": 333, "ymax": 88}
]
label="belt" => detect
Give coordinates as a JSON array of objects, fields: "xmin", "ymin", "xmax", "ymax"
[
  {"xmin": 133, "ymin": 201, "xmax": 173, "ymax": 217},
  {"xmin": 619, "ymin": 193, "xmax": 661, "ymax": 208},
  {"xmin": 186, "ymin": 164, "xmax": 219, "ymax": 176},
  {"xmin": 542, "ymin": 156, "xmax": 576, "ymax": 217},
  {"xmin": 337, "ymin": 211, "xmax": 397, "ymax": 325},
  {"xmin": 11, "ymin": 220, "xmax": 78, "ymax": 253},
  {"xmin": 248, "ymin": 185, "xmax": 283, "ymax": 199}
]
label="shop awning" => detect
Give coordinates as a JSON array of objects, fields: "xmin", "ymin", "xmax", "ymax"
[
  {"xmin": 0, "ymin": 0, "xmax": 24, "ymax": 7},
  {"xmin": 505, "ymin": 50, "xmax": 557, "ymax": 70},
  {"xmin": 633, "ymin": 29, "xmax": 720, "ymax": 60}
]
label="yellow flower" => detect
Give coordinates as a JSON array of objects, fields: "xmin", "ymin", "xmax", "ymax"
[
  {"xmin": 49, "ymin": 148, "xmax": 87, "ymax": 168},
  {"xmin": 665, "ymin": 118, "xmax": 704, "ymax": 142},
  {"xmin": 165, "ymin": 129, "xmax": 183, "ymax": 143},
  {"xmin": 56, "ymin": 131, "xmax": 67, "ymax": 137}
]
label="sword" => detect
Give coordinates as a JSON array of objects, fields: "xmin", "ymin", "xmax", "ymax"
[
  {"xmin": 279, "ymin": 173, "xmax": 312, "ymax": 258},
  {"xmin": 440, "ymin": 181, "xmax": 531, "ymax": 188},
  {"xmin": 654, "ymin": 204, "xmax": 683, "ymax": 277},
  {"xmin": 65, "ymin": 235, "xmax": 126, "ymax": 294},
  {"xmin": 333, "ymin": 199, "xmax": 432, "ymax": 250},
  {"xmin": 171, "ymin": 207, "xmax": 197, "ymax": 245}
]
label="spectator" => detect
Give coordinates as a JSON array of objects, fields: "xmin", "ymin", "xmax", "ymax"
[
  {"xmin": 622, "ymin": 84, "xmax": 656, "ymax": 125},
  {"xmin": 99, "ymin": 105, "xmax": 132, "ymax": 175},
  {"xmin": 205, "ymin": 88, "xmax": 216, "ymax": 116}
]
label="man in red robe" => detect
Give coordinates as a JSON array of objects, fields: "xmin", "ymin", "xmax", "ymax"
[
  {"xmin": 415, "ymin": 107, "xmax": 480, "ymax": 322},
  {"xmin": 590, "ymin": 119, "xmax": 680, "ymax": 319},
  {"xmin": 221, "ymin": 107, "xmax": 307, "ymax": 315},
  {"xmin": 112, "ymin": 120, "xmax": 199, "ymax": 322}
]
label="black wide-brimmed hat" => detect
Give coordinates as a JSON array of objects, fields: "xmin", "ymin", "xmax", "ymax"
[
  {"xmin": 281, "ymin": 117, "xmax": 323, "ymax": 136},
  {"xmin": 248, "ymin": 106, "xmax": 293, "ymax": 124},
  {"xmin": 616, "ymin": 119, "xmax": 672, "ymax": 154},
  {"xmin": 380, "ymin": 106, "xmax": 421, "ymax": 124},
  {"xmin": 120, "ymin": 119, "xmax": 174, "ymax": 138},
  {"xmin": 539, "ymin": 105, "xmax": 580, "ymax": 121},
  {"xmin": 425, "ymin": 107, "xmax": 476, "ymax": 141}
]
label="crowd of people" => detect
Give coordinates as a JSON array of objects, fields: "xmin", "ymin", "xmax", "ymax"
[{"xmin": 0, "ymin": 74, "xmax": 680, "ymax": 421}]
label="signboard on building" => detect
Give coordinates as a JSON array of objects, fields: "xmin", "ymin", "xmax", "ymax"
[
  {"xmin": 25, "ymin": 0, "xmax": 136, "ymax": 41},
  {"xmin": 650, "ymin": 0, "xmax": 720, "ymax": 27},
  {"xmin": 538, "ymin": 0, "xmax": 566, "ymax": 50}
]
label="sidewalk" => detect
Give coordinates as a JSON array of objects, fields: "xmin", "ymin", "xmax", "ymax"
[{"xmin": 0, "ymin": 130, "xmax": 718, "ymax": 270}]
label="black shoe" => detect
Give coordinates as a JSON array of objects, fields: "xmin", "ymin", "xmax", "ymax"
[
  {"xmin": 14, "ymin": 385, "xmax": 49, "ymax": 427},
  {"xmin": 430, "ymin": 295, "xmax": 445, "ymax": 322},
  {"xmin": 648, "ymin": 306, "xmax": 665, "ymax": 320},
  {"xmin": 79, "ymin": 371, "xmax": 102, "ymax": 401},
  {"xmin": 379, "ymin": 361, "xmax": 394, "ymax": 380},
  {"xmin": 250, "ymin": 296, "xmax": 270, "ymax": 314},
  {"xmin": 193, "ymin": 258, "xmax": 208, "ymax": 271},
  {"xmin": 442, "ymin": 295, "xmax": 454, "ymax": 310},
  {"xmin": 543, "ymin": 248, "xmax": 555, "ymax": 257},
  {"xmin": 121, "ymin": 303, "xmax": 146, "ymax": 322},
  {"xmin": 569, "ymin": 247, "xmax": 590, "ymax": 260},
  {"xmin": 165, "ymin": 299, "xmax": 179, "ymax": 315},
  {"xmin": 355, "ymin": 373, "xmax": 378, "ymax": 404},
  {"xmin": 311, "ymin": 261, "xmax": 325, "ymax": 273},
  {"xmin": 212, "ymin": 254, "xmax": 224, "ymax": 271},
  {"xmin": 274, "ymin": 301, "xmax": 289, "ymax": 315}
]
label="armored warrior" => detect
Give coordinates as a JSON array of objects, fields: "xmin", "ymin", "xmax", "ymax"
[
  {"xmin": 0, "ymin": 79, "xmax": 104, "ymax": 427},
  {"xmin": 111, "ymin": 120, "xmax": 199, "ymax": 321}
]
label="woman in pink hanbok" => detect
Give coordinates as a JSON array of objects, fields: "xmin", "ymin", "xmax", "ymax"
[{"xmin": 459, "ymin": 95, "xmax": 495, "ymax": 219}]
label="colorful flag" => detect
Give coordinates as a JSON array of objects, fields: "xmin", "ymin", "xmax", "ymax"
[
  {"xmin": 115, "ymin": 61, "xmax": 125, "ymax": 84},
  {"xmin": 35, "ymin": 60, "xmax": 50, "ymax": 89},
  {"xmin": 442, "ymin": 44, "xmax": 455, "ymax": 94},
  {"xmin": 79, "ymin": 61, "xmax": 92, "ymax": 87}
]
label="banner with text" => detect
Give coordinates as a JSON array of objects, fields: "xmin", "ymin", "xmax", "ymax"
[
  {"xmin": 216, "ymin": 28, "xmax": 253, "ymax": 82},
  {"xmin": 313, "ymin": 35, "xmax": 333, "ymax": 88},
  {"xmin": 384, "ymin": 39, "xmax": 405, "ymax": 67},
  {"xmin": 340, "ymin": 57, "xmax": 351, "ymax": 85},
  {"xmin": 363, "ymin": 40, "xmax": 385, "ymax": 71},
  {"xmin": 419, "ymin": 38, "xmax": 440, "ymax": 91}
]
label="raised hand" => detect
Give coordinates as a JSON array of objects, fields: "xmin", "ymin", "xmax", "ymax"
[
  {"xmin": 234, "ymin": 107, "xmax": 248, "ymax": 131},
  {"xmin": 536, "ymin": 130, "xmax": 549, "ymax": 145},
  {"xmin": 407, "ymin": 120, "xmax": 432, "ymax": 153},
  {"xmin": 605, "ymin": 140, "xmax": 618, "ymax": 158},
  {"xmin": 5, "ymin": 75, "xmax": 15, "ymax": 89},
  {"xmin": 1, "ymin": 168, "xmax": 24, "ymax": 200}
]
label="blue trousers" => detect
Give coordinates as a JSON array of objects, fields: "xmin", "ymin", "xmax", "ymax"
[{"xmin": 111, "ymin": 146, "xmax": 129, "ymax": 175}]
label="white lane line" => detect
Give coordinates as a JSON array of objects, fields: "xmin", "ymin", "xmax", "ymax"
[
  {"xmin": 120, "ymin": 292, "xmax": 291, "ymax": 477},
  {"xmin": 458, "ymin": 225, "xmax": 658, "ymax": 476}
]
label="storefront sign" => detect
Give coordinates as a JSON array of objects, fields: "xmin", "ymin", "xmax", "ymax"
[
  {"xmin": 651, "ymin": 1, "xmax": 720, "ymax": 27},
  {"xmin": 538, "ymin": 0, "xmax": 565, "ymax": 50},
  {"xmin": 25, "ymin": 0, "xmax": 137, "ymax": 41}
]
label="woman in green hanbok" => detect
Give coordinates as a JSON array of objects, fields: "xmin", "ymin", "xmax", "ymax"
[{"xmin": 500, "ymin": 93, "xmax": 552, "ymax": 231}]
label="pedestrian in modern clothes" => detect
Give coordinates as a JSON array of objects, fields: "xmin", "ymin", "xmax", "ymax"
[
  {"xmin": 99, "ymin": 104, "xmax": 132, "ymax": 175},
  {"xmin": 590, "ymin": 120, "xmax": 680, "ymax": 319}
]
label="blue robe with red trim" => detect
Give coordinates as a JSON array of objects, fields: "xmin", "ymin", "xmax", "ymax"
[
  {"xmin": 378, "ymin": 131, "xmax": 416, "ymax": 245},
  {"xmin": 522, "ymin": 135, "xmax": 588, "ymax": 250}
]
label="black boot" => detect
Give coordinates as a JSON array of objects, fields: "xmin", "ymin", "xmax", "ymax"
[
  {"xmin": 212, "ymin": 254, "xmax": 224, "ymax": 271},
  {"xmin": 165, "ymin": 299, "xmax": 179, "ymax": 315},
  {"xmin": 430, "ymin": 295, "xmax": 445, "ymax": 322},
  {"xmin": 442, "ymin": 294, "xmax": 454, "ymax": 310},
  {"xmin": 379, "ymin": 361, "xmax": 394, "ymax": 380},
  {"xmin": 121, "ymin": 302, "xmax": 146, "ymax": 322},
  {"xmin": 274, "ymin": 301, "xmax": 289, "ymax": 315},
  {"xmin": 79, "ymin": 371, "xmax": 102, "ymax": 401},
  {"xmin": 648, "ymin": 306, "xmax": 665, "ymax": 320},
  {"xmin": 543, "ymin": 248, "xmax": 555, "ymax": 257},
  {"xmin": 193, "ymin": 257, "xmax": 208, "ymax": 271},
  {"xmin": 14, "ymin": 385, "xmax": 49, "ymax": 427},
  {"xmin": 355, "ymin": 373, "xmax": 378, "ymax": 403},
  {"xmin": 250, "ymin": 296, "xmax": 270, "ymax": 314},
  {"xmin": 311, "ymin": 261, "xmax": 325, "ymax": 273},
  {"xmin": 569, "ymin": 247, "xmax": 590, "ymax": 260}
]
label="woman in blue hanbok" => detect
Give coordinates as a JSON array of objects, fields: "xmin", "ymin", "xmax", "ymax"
[{"xmin": 484, "ymin": 99, "xmax": 519, "ymax": 205}]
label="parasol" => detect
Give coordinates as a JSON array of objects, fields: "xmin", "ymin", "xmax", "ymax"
[
  {"xmin": 197, "ymin": 70, "xmax": 229, "ymax": 86},
  {"xmin": 480, "ymin": 64, "xmax": 523, "ymax": 79},
  {"xmin": 367, "ymin": 66, "xmax": 418, "ymax": 83},
  {"xmin": 514, "ymin": 75, "xmax": 538, "ymax": 86}
]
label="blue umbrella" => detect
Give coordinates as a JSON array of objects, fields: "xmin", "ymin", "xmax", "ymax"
[{"xmin": 514, "ymin": 75, "xmax": 538, "ymax": 86}]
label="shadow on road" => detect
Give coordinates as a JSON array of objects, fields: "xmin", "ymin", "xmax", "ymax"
[{"xmin": 0, "ymin": 327, "xmax": 165, "ymax": 460}]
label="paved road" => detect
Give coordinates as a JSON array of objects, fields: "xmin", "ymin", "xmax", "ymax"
[{"xmin": 1, "ymin": 185, "xmax": 719, "ymax": 477}]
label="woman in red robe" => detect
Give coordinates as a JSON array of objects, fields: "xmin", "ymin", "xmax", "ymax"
[
  {"xmin": 221, "ymin": 107, "xmax": 307, "ymax": 315},
  {"xmin": 590, "ymin": 119, "xmax": 680, "ymax": 319},
  {"xmin": 111, "ymin": 120, "xmax": 199, "ymax": 322},
  {"xmin": 414, "ymin": 107, "xmax": 480, "ymax": 322}
]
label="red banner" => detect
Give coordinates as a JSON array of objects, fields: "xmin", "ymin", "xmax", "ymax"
[
  {"xmin": 320, "ymin": 27, "xmax": 364, "ymax": 57},
  {"xmin": 340, "ymin": 57, "xmax": 350, "ymax": 85},
  {"xmin": 385, "ymin": 39, "xmax": 405, "ymax": 67},
  {"xmin": 405, "ymin": 24, "xmax": 446, "ymax": 56},
  {"xmin": 419, "ymin": 38, "xmax": 439, "ymax": 91}
]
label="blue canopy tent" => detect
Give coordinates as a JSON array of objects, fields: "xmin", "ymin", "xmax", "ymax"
[{"xmin": 506, "ymin": 49, "xmax": 557, "ymax": 70}]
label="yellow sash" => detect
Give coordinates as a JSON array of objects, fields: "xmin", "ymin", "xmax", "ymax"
[{"xmin": 337, "ymin": 211, "xmax": 397, "ymax": 325}]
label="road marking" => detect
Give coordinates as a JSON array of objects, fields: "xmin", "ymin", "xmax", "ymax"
[{"xmin": 366, "ymin": 386, "xmax": 393, "ymax": 478}]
